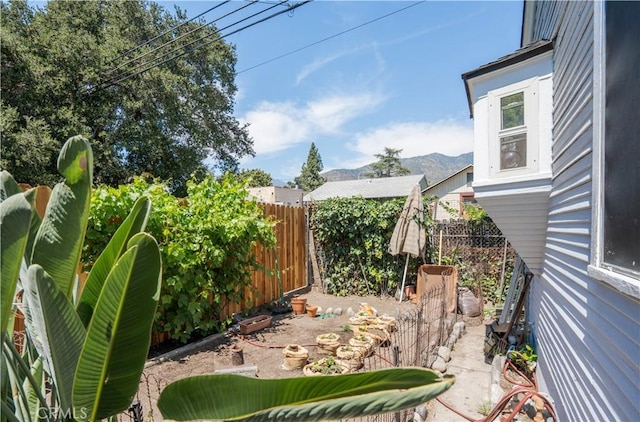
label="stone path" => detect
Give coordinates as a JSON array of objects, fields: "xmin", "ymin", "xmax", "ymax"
[{"xmin": 430, "ymin": 320, "xmax": 493, "ymax": 422}]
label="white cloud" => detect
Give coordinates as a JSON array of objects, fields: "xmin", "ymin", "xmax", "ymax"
[
  {"xmin": 239, "ymin": 92, "xmax": 385, "ymax": 155},
  {"xmin": 342, "ymin": 120, "xmax": 473, "ymax": 168}
]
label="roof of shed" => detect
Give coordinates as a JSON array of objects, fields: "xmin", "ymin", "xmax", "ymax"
[{"xmin": 304, "ymin": 174, "xmax": 427, "ymax": 202}]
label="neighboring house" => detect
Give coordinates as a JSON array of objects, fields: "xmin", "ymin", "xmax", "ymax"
[
  {"xmin": 303, "ymin": 174, "xmax": 427, "ymax": 202},
  {"xmin": 422, "ymin": 165, "xmax": 475, "ymax": 221},
  {"xmin": 247, "ymin": 186, "xmax": 304, "ymax": 206},
  {"xmin": 462, "ymin": 2, "xmax": 639, "ymax": 421}
]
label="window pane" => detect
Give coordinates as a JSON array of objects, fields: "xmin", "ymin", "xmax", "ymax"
[
  {"xmin": 501, "ymin": 92, "xmax": 524, "ymax": 129},
  {"xmin": 500, "ymin": 133, "xmax": 527, "ymax": 169}
]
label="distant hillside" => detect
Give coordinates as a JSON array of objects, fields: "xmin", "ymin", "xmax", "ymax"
[{"xmin": 322, "ymin": 152, "xmax": 473, "ymax": 185}]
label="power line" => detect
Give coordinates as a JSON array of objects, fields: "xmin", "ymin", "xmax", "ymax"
[
  {"xmin": 93, "ymin": 1, "xmax": 313, "ymax": 93},
  {"xmin": 110, "ymin": 1, "xmax": 229, "ymax": 65},
  {"xmin": 237, "ymin": 0, "xmax": 426, "ymax": 75},
  {"xmin": 101, "ymin": 0, "xmax": 256, "ymax": 87}
]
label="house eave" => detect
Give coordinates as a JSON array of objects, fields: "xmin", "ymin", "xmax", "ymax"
[{"xmin": 473, "ymin": 175, "xmax": 552, "ymax": 274}]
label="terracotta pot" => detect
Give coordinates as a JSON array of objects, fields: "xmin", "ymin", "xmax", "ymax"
[
  {"xmin": 306, "ymin": 305, "xmax": 318, "ymax": 318},
  {"xmin": 404, "ymin": 284, "xmax": 416, "ymax": 298},
  {"xmin": 291, "ymin": 297, "xmax": 307, "ymax": 315}
]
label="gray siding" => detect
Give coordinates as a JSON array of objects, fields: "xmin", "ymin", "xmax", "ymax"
[{"xmin": 529, "ymin": 2, "xmax": 640, "ymax": 421}]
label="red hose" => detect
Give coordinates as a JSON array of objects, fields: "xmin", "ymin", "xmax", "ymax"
[{"xmin": 436, "ymin": 351, "xmax": 557, "ymax": 422}]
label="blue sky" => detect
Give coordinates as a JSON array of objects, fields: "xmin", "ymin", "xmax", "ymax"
[{"xmin": 168, "ymin": 1, "xmax": 524, "ymax": 182}]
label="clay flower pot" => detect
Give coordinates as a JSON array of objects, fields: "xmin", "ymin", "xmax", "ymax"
[
  {"xmin": 290, "ymin": 297, "xmax": 307, "ymax": 315},
  {"xmin": 306, "ymin": 304, "xmax": 318, "ymax": 318}
]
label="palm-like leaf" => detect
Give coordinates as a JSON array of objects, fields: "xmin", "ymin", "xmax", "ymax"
[
  {"xmin": 73, "ymin": 233, "xmax": 161, "ymax": 421},
  {"xmin": 30, "ymin": 136, "xmax": 93, "ymax": 298},
  {"xmin": 1, "ymin": 190, "xmax": 36, "ymax": 335},
  {"xmin": 77, "ymin": 196, "xmax": 151, "ymax": 327},
  {"xmin": 158, "ymin": 368, "xmax": 455, "ymax": 421},
  {"xmin": 0, "ymin": 170, "xmax": 23, "ymax": 202},
  {"xmin": 21, "ymin": 265, "xmax": 86, "ymax": 412}
]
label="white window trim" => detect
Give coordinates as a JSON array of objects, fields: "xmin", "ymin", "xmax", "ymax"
[
  {"xmin": 487, "ymin": 78, "xmax": 540, "ymax": 178},
  {"xmin": 588, "ymin": 0, "xmax": 640, "ymax": 300}
]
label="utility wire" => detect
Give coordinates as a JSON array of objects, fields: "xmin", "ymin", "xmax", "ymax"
[
  {"xmin": 237, "ymin": 0, "xmax": 426, "ymax": 74},
  {"xmin": 110, "ymin": 1, "xmax": 229, "ymax": 64},
  {"xmin": 93, "ymin": 0, "xmax": 312, "ymax": 93},
  {"xmin": 95, "ymin": 1, "xmax": 285, "ymax": 91},
  {"xmin": 100, "ymin": 0, "xmax": 256, "ymax": 88},
  {"xmin": 107, "ymin": 0, "xmax": 241, "ymax": 77}
]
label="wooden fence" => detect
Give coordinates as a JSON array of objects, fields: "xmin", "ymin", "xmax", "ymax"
[
  {"xmin": 14, "ymin": 185, "xmax": 308, "ymax": 331},
  {"xmin": 222, "ymin": 203, "xmax": 307, "ymax": 317}
]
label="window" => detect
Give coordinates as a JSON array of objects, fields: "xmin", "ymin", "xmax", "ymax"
[
  {"xmin": 488, "ymin": 79, "xmax": 541, "ymax": 178},
  {"xmin": 589, "ymin": 0, "xmax": 640, "ymax": 297},
  {"xmin": 466, "ymin": 172, "xmax": 474, "ymax": 185}
]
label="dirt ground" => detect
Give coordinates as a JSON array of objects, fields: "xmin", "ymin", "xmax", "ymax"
[{"xmin": 135, "ymin": 290, "xmax": 417, "ymax": 420}]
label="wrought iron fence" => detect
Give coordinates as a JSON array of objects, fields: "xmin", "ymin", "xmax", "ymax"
[{"xmin": 345, "ymin": 278, "xmax": 453, "ymax": 422}]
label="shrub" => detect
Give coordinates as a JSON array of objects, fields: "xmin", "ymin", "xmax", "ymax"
[{"xmin": 84, "ymin": 174, "xmax": 276, "ymax": 342}]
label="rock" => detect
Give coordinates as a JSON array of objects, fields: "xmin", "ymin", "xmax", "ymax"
[
  {"xmin": 431, "ymin": 356, "xmax": 447, "ymax": 373},
  {"xmin": 325, "ymin": 307, "xmax": 333, "ymax": 315},
  {"xmin": 414, "ymin": 404, "xmax": 428, "ymax": 420},
  {"xmin": 346, "ymin": 307, "xmax": 355, "ymax": 317},
  {"xmin": 332, "ymin": 307, "xmax": 343, "ymax": 315},
  {"xmin": 438, "ymin": 346, "xmax": 451, "ymax": 362},
  {"xmin": 445, "ymin": 333, "xmax": 458, "ymax": 349},
  {"xmin": 453, "ymin": 321, "xmax": 466, "ymax": 336},
  {"xmin": 316, "ymin": 306, "xmax": 323, "ymax": 314}
]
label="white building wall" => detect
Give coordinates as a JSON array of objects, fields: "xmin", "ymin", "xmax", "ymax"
[
  {"xmin": 425, "ymin": 168, "xmax": 474, "ymax": 221},
  {"xmin": 528, "ymin": 2, "xmax": 640, "ymax": 421}
]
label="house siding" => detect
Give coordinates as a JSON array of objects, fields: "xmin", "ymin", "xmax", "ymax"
[
  {"xmin": 424, "ymin": 168, "xmax": 474, "ymax": 221},
  {"xmin": 528, "ymin": 1, "xmax": 640, "ymax": 421}
]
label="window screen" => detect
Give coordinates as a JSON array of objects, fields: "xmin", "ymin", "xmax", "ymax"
[{"xmin": 604, "ymin": 1, "xmax": 640, "ymax": 275}]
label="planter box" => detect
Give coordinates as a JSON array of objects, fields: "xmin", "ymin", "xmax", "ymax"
[{"xmin": 239, "ymin": 315, "xmax": 273, "ymax": 334}]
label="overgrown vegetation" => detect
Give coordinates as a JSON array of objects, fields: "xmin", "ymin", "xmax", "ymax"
[
  {"xmin": 312, "ymin": 196, "xmax": 511, "ymax": 304},
  {"xmin": 84, "ymin": 174, "xmax": 276, "ymax": 342},
  {"xmin": 311, "ymin": 197, "xmax": 433, "ymax": 296}
]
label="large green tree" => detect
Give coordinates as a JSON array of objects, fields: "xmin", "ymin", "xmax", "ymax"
[
  {"xmin": 294, "ymin": 142, "xmax": 324, "ymax": 191},
  {"xmin": 0, "ymin": 0, "xmax": 252, "ymax": 194},
  {"xmin": 239, "ymin": 168, "xmax": 272, "ymax": 188},
  {"xmin": 365, "ymin": 147, "xmax": 411, "ymax": 178}
]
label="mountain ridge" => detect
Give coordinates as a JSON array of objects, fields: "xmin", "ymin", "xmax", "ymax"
[{"xmin": 322, "ymin": 152, "xmax": 473, "ymax": 185}]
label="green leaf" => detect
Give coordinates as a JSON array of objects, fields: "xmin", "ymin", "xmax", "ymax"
[
  {"xmin": 0, "ymin": 190, "xmax": 35, "ymax": 335},
  {"xmin": 158, "ymin": 368, "xmax": 455, "ymax": 421},
  {"xmin": 77, "ymin": 196, "xmax": 151, "ymax": 327},
  {"xmin": 21, "ymin": 265, "xmax": 86, "ymax": 412},
  {"xmin": 73, "ymin": 233, "xmax": 161, "ymax": 421},
  {"xmin": 0, "ymin": 170, "xmax": 23, "ymax": 203},
  {"xmin": 22, "ymin": 356, "xmax": 44, "ymax": 422},
  {"xmin": 31, "ymin": 136, "xmax": 93, "ymax": 298}
]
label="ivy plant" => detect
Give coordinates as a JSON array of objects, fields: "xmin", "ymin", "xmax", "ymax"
[{"xmin": 310, "ymin": 197, "xmax": 434, "ymax": 296}]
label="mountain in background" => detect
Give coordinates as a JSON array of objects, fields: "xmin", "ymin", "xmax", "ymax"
[{"xmin": 322, "ymin": 152, "xmax": 473, "ymax": 185}]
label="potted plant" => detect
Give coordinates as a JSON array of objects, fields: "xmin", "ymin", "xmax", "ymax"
[{"xmin": 303, "ymin": 356, "xmax": 349, "ymax": 376}]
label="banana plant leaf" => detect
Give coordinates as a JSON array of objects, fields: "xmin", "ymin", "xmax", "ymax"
[
  {"xmin": 0, "ymin": 170, "xmax": 23, "ymax": 202},
  {"xmin": 30, "ymin": 136, "xmax": 93, "ymax": 298},
  {"xmin": 21, "ymin": 265, "xmax": 86, "ymax": 412},
  {"xmin": 158, "ymin": 368, "xmax": 455, "ymax": 421},
  {"xmin": 77, "ymin": 196, "xmax": 151, "ymax": 327},
  {"xmin": 0, "ymin": 190, "xmax": 36, "ymax": 335},
  {"xmin": 73, "ymin": 233, "xmax": 161, "ymax": 421}
]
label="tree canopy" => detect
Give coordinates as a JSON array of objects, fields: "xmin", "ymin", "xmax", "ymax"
[
  {"xmin": 294, "ymin": 142, "xmax": 324, "ymax": 191},
  {"xmin": 0, "ymin": 0, "xmax": 252, "ymax": 194},
  {"xmin": 239, "ymin": 169, "xmax": 272, "ymax": 188},
  {"xmin": 365, "ymin": 147, "xmax": 411, "ymax": 178}
]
